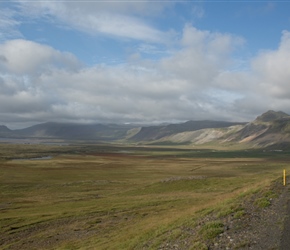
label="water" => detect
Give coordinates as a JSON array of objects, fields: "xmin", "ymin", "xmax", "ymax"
[{"xmin": 11, "ymin": 156, "xmax": 53, "ymax": 161}]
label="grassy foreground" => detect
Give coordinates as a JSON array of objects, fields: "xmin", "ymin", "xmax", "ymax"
[{"xmin": 0, "ymin": 143, "xmax": 289, "ymax": 249}]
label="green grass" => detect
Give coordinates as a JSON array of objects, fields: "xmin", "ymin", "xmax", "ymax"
[
  {"xmin": 0, "ymin": 143, "xmax": 289, "ymax": 249},
  {"xmin": 217, "ymin": 203, "xmax": 244, "ymax": 218},
  {"xmin": 253, "ymin": 189, "xmax": 279, "ymax": 208},
  {"xmin": 199, "ymin": 221, "xmax": 224, "ymax": 240},
  {"xmin": 234, "ymin": 209, "xmax": 246, "ymax": 219},
  {"xmin": 255, "ymin": 197, "xmax": 271, "ymax": 208}
]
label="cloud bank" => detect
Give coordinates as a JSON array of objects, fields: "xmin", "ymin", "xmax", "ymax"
[{"xmin": 1, "ymin": 2, "xmax": 290, "ymax": 128}]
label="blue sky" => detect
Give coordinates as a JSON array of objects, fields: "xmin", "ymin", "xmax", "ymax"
[{"xmin": 1, "ymin": 1, "xmax": 290, "ymax": 128}]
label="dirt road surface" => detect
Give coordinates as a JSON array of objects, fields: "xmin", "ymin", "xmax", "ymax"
[{"xmin": 281, "ymin": 198, "xmax": 290, "ymax": 250}]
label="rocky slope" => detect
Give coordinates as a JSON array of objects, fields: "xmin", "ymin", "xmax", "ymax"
[
  {"xmin": 227, "ymin": 110, "xmax": 290, "ymax": 148},
  {"xmin": 130, "ymin": 120, "xmax": 245, "ymax": 141},
  {"xmin": 148, "ymin": 110, "xmax": 290, "ymax": 148},
  {"xmin": 1, "ymin": 110, "xmax": 290, "ymax": 148}
]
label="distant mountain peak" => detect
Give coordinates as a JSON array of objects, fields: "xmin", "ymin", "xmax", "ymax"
[
  {"xmin": 0, "ymin": 125, "xmax": 11, "ymax": 132},
  {"xmin": 255, "ymin": 110, "xmax": 290, "ymax": 123}
]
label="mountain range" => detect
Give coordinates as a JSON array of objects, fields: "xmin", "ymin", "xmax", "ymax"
[{"xmin": 1, "ymin": 110, "xmax": 290, "ymax": 149}]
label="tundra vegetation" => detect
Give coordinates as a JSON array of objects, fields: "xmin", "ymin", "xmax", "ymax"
[{"xmin": 0, "ymin": 143, "xmax": 289, "ymax": 249}]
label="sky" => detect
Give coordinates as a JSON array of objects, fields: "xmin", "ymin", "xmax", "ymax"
[{"xmin": 1, "ymin": 0, "xmax": 290, "ymax": 129}]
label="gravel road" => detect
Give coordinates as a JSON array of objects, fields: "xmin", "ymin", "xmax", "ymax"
[{"xmin": 281, "ymin": 198, "xmax": 290, "ymax": 250}]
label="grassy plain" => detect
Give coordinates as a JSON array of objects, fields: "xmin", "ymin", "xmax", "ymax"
[{"xmin": 0, "ymin": 143, "xmax": 289, "ymax": 249}]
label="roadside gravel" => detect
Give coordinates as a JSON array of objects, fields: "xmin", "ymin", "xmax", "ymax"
[
  {"xmin": 156, "ymin": 178, "xmax": 290, "ymax": 250},
  {"xmin": 281, "ymin": 198, "xmax": 290, "ymax": 250},
  {"xmin": 208, "ymin": 179, "xmax": 290, "ymax": 250}
]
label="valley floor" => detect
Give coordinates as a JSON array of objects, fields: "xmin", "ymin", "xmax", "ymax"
[{"xmin": 1, "ymin": 143, "xmax": 290, "ymax": 249}]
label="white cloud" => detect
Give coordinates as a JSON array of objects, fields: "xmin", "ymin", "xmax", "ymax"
[
  {"xmin": 16, "ymin": 1, "xmax": 173, "ymax": 44},
  {"xmin": 0, "ymin": 39, "xmax": 81, "ymax": 74},
  {"xmin": 224, "ymin": 30, "xmax": 290, "ymax": 117},
  {"xmin": 160, "ymin": 25, "xmax": 244, "ymax": 86},
  {"xmin": 0, "ymin": 24, "xmax": 248, "ymax": 125},
  {"xmin": 251, "ymin": 30, "xmax": 290, "ymax": 99},
  {"xmin": 192, "ymin": 5, "xmax": 205, "ymax": 19},
  {"xmin": 2, "ymin": 23, "xmax": 290, "ymax": 127},
  {"xmin": 0, "ymin": 8, "xmax": 22, "ymax": 41},
  {"xmin": 80, "ymin": 12, "xmax": 167, "ymax": 43}
]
